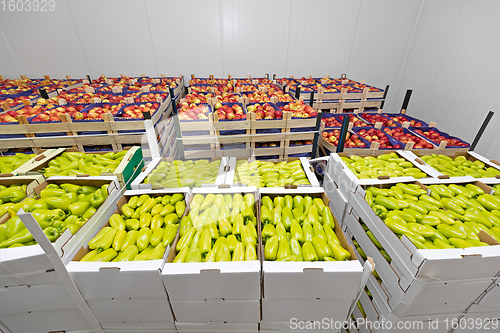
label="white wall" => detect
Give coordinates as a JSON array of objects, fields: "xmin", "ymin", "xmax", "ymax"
[{"xmin": 1, "ymin": 0, "xmax": 499, "ymax": 159}]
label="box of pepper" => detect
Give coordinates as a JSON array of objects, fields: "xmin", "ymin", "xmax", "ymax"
[
  {"xmin": 258, "ymin": 187, "xmax": 365, "ymax": 324},
  {"xmin": 0, "ymin": 176, "xmax": 120, "ymax": 287}
]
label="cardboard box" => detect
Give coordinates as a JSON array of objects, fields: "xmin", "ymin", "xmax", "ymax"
[
  {"xmin": 467, "ymin": 279, "xmax": 500, "ymax": 313},
  {"xmin": 130, "ymin": 157, "xmax": 227, "ymax": 190},
  {"xmin": 170, "ymin": 299, "xmax": 260, "ymax": 323},
  {"xmin": 228, "ymin": 157, "xmax": 320, "ymax": 188},
  {"xmin": 8, "ymin": 148, "xmax": 61, "ymax": 176},
  {"xmin": 0, "ymin": 176, "xmax": 120, "ymax": 288},
  {"xmin": 87, "ymin": 297, "xmax": 174, "ymax": 323},
  {"xmin": 0, "ymin": 175, "xmax": 46, "ymax": 220},
  {"xmin": 16, "ymin": 146, "xmax": 144, "ymax": 189},
  {"xmin": 175, "ymin": 322, "xmax": 258, "ymax": 332},
  {"xmin": 346, "ymin": 179, "xmax": 500, "ymax": 283},
  {"xmin": 326, "ymin": 151, "xmax": 438, "ymax": 201},
  {"xmin": 162, "ymin": 187, "xmax": 261, "ymax": 301},
  {"xmin": 323, "ymin": 172, "xmax": 348, "ymax": 221},
  {"xmin": 0, "ymin": 308, "xmax": 94, "ymax": 333},
  {"xmin": 67, "ymin": 188, "xmax": 190, "ymax": 301},
  {"xmin": 260, "ymin": 187, "xmax": 363, "ymax": 301},
  {"xmin": 262, "ymin": 299, "xmax": 353, "ymax": 323}
]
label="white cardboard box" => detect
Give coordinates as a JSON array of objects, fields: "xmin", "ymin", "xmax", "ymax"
[
  {"xmin": 162, "ymin": 187, "xmax": 261, "ymax": 301},
  {"xmin": 170, "ymin": 299, "xmax": 260, "ymax": 323},
  {"xmin": 262, "ymin": 299, "xmax": 353, "ymax": 323},
  {"xmin": 87, "ymin": 297, "xmax": 174, "ymax": 323},
  {"xmin": 261, "ymin": 321, "xmax": 342, "ymax": 332},
  {"xmin": 0, "ymin": 308, "xmax": 94, "ymax": 333},
  {"xmin": 260, "ymin": 187, "xmax": 364, "ymax": 301},
  {"xmin": 346, "ymin": 179, "xmax": 500, "ymax": 283},
  {"xmin": 67, "ymin": 188, "xmax": 190, "ymax": 301},
  {"xmin": 0, "ymin": 176, "xmax": 121, "ymax": 288},
  {"xmin": 175, "ymin": 322, "xmax": 258, "ymax": 332},
  {"xmin": 323, "ymin": 172, "xmax": 349, "ymax": 221},
  {"xmin": 326, "ymin": 151, "xmax": 437, "ymax": 201},
  {"xmin": 130, "ymin": 157, "xmax": 227, "ymax": 190}
]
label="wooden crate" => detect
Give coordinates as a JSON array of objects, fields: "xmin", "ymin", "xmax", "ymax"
[{"xmin": 0, "ymin": 96, "xmax": 172, "ymax": 152}]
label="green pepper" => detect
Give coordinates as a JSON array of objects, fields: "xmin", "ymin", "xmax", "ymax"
[
  {"xmin": 112, "ymin": 229, "xmax": 127, "ymax": 251},
  {"xmin": 94, "ymin": 248, "xmax": 118, "ymax": 262},
  {"xmin": 44, "ymin": 196, "xmax": 71, "ymax": 212},
  {"xmin": 407, "ymin": 201, "xmax": 428, "ymax": 215},
  {"xmin": 289, "ymin": 238, "xmax": 303, "ymax": 261},
  {"xmin": 245, "ymin": 244, "xmax": 257, "ymax": 261},
  {"xmin": 101, "ymin": 184, "xmax": 109, "ymax": 200},
  {"xmin": 0, "ymin": 228, "xmax": 33, "ymax": 248},
  {"xmin": 140, "ymin": 198, "xmax": 157, "ymax": 215},
  {"xmin": 465, "ymin": 210, "xmax": 492, "ymax": 228},
  {"xmin": 109, "ymin": 214, "xmax": 125, "ymax": 230},
  {"xmin": 262, "ymin": 224, "xmax": 276, "ymax": 243},
  {"xmin": 302, "ymin": 241, "xmax": 318, "ymax": 261},
  {"xmin": 322, "ymin": 206, "xmax": 335, "ymax": 229},
  {"xmin": 372, "ymin": 205, "xmax": 387, "ymax": 220},
  {"xmin": 366, "ymin": 231, "xmax": 384, "ymax": 250},
  {"xmin": 0, "ymin": 189, "xmax": 26, "ymax": 204},
  {"xmin": 329, "ymin": 241, "xmax": 351, "ymax": 261},
  {"xmin": 205, "ymin": 221, "xmax": 219, "ymax": 240},
  {"xmin": 225, "ymin": 234, "xmax": 237, "ymax": 254},
  {"xmin": 150, "ymin": 214, "xmax": 164, "ymax": 230},
  {"xmin": 262, "ymin": 196, "xmax": 274, "ymax": 211},
  {"xmin": 121, "ymin": 204, "xmax": 134, "ymax": 218},
  {"xmin": 140, "ymin": 213, "xmax": 152, "ymax": 229},
  {"xmin": 312, "ymin": 222, "xmax": 326, "ymax": 241},
  {"xmin": 80, "ymin": 249, "xmax": 99, "ymax": 261},
  {"xmin": 68, "ymin": 201, "xmax": 90, "ymax": 217},
  {"xmin": 121, "ymin": 230, "xmax": 138, "ymax": 252},
  {"xmin": 88, "ymin": 227, "xmax": 113, "ymax": 249},
  {"xmin": 385, "ymin": 216, "xmax": 411, "ymax": 235},
  {"xmin": 170, "ymin": 193, "xmax": 184, "ymax": 205},
  {"xmin": 273, "ymin": 206, "xmax": 282, "ymax": 226},
  {"xmin": 465, "ymin": 184, "xmax": 484, "ymax": 197},
  {"xmin": 137, "ymin": 228, "xmax": 152, "ymax": 251},
  {"xmin": 6, "ymin": 216, "xmax": 26, "ymax": 238},
  {"xmin": 232, "ymin": 213, "xmax": 244, "ymax": 238},
  {"xmin": 241, "ymin": 206, "xmax": 254, "ymax": 224},
  {"xmin": 374, "ymin": 195, "xmax": 399, "ymax": 211},
  {"xmin": 137, "ymin": 194, "xmax": 151, "ymax": 207},
  {"xmin": 116, "ymin": 245, "xmax": 139, "ymax": 262},
  {"xmin": 277, "ymin": 239, "xmax": 291, "ymax": 260},
  {"xmin": 448, "ymin": 238, "xmax": 474, "ymax": 248},
  {"xmin": 477, "ymin": 194, "xmax": 500, "ymax": 211},
  {"xmin": 96, "ymin": 228, "xmax": 117, "ymax": 252},
  {"xmin": 241, "ymin": 225, "xmax": 256, "ymax": 248},
  {"xmin": 275, "ymin": 222, "xmax": 287, "ymax": 243},
  {"xmin": 60, "ymin": 184, "xmax": 81, "ymax": 193},
  {"xmin": 79, "ymin": 185, "xmax": 99, "ymax": 195},
  {"xmin": 284, "ymin": 195, "xmax": 293, "ymax": 210},
  {"xmin": 419, "ymin": 195, "xmax": 443, "ymax": 208},
  {"xmin": 365, "ymin": 191, "xmax": 374, "ymax": 207},
  {"xmin": 161, "ymin": 224, "xmax": 177, "ymax": 247},
  {"xmin": 0, "ymin": 224, "xmax": 7, "ymax": 243},
  {"xmin": 261, "ymin": 206, "xmax": 273, "ymax": 225},
  {"xmin": 265, "ymin": 236, "xmax": 279, "ymax": 260},
  {"xmin": 303, "ymin": 221, "xmax": 313, "ymax": 242},
  {"xmin": 290, "ymin": 219, "xmax": 304, "ymax": 244},
  {"xmin": 232, "ymin": 242, "xmax": 245, "ymax": 261},
  {"xmin": 312, "ymin": 236, "xmax": 332, "ymax": 260},
  {"xmin": 274, "ymin": 197, "xmax": 284, "ymax": 209},
  {"xmin": 216, "ymin": 244, "xmax": 231, "ymax": 262},
  {"xmin": 482, "ymin": 211, "xmax": 500, "ymax": 227},
  {"xmin": 40, "ymin": 188, "xmax": 66, "ymax": 198},
  {"xmin": 212, "ymin": 237, "xmax": 226, "ymax": 255},
  {"xmin": 437, "ymin": 224, "xmax": 467, "ymax": 239},
  {"xmin": 173, "ymin": 247, "xmax": 188, "ymax": 263},
  {"xmin": 43, "ymin": 227, "xmax": 60, "ymax": 242},
  {"xmin": 176, "ymin": 227, "xmax": 195, "ymax": 251}
]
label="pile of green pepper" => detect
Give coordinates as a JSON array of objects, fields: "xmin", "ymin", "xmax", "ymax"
[
  {"xmin": 341, "ymin": 153, "xmax": 428, "ymax": 179},
  {"xmin": 81, "ymin": 193, "xmax": 185, "ymax": 262},
  {"xmin": 365, "ymin": 182, "xmax": 500, "ymax": 249},
  {"xmin": 42, "ymin": 151, "xmax": 127, "ymax": 177},
  {"xmin": 261, "ymin": 194, "xmax": 351, "ymax": 261},
  {"xmin": 234, "ymin": 160, "xmax": 311, "ymax": 187},
  {"xmin": 144, "ymin": 159, "xmax": 221, "ymax": 188},
  {"xmin": 0, "ymin": 184, "xmax": 28, "ymax": 207},
  {"xmin": 0, "ymin": 183, "xmax": 108, "ymax": 248},
  {"xmin": 422, "ymin": 154, "xmax": 500, "ymax": 178},
  {"xmin": 0, "ymin": 153, "xmax": 33, "ymax": 174},
  {"xmin": 173, "ymin": 193, "xmax": 258, "ymax": 263}
]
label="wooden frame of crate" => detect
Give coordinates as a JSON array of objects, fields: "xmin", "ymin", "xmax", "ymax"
[
  {"xmin": 177, "ymin": 111, "xmax": 317, "ymax": 160},
  {"xmin": 0, "ymin": 95, "xmax": 172, "ymax": 153}
]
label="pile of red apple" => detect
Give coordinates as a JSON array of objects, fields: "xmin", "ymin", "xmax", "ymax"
[
  {"xmin": 119, "ymin": 103, "xmax": 159, "ymax": 119},
  {"xmin": 354, "ymin": 128, "xmax": 402, "ymax": 149},
  {"xmin": 214, "ymin": 103, "xmax": 246, "ymax": 120},
  {"xmin": 321, "ymin": 130, "xmax": 366, "ymax": 148},
  {"xmin": 255, "ymin": 142, "xmax": 280, "ymax": 148},
  {"xmin": 134, "ymin": 93, "xmax": 167, "ymax": 103},
  {"xmin": 383, "ymin": 127, "xmax": 433, "ymax": 148},
  {"xmin": 413, "ymin": 129, "xmax": 469, "ymax": 147},
  {"xmin": 322, "ymin": 115, "xmax": 367, "ymax": 127},
  {"xmin": 290, "ymin": 140, "xmax": 313, "ymax": 146},
  {"xmin": 184, "ymin": 93, "xmax": 209, "ymax": 104},
  {"xmin": 190, "ymin": 86, "xmax": 212, "ymax": 93},
  {"xmin": 279, "ymin": 101, "xmax": 317, "ymax": 118},
  {"xmin": 389, "ymin": 115, "xmax": 424, "ymax": 127},
  {"xmin": 29, "ymin": 104, "xmax": 88, "ymax": 122},
  {"xmin": 177, "ymin": 103, "xmax": 210, "ymax": 121},
  {"xmin": 360, "ymin": 113, "xmax": 397, "ymax": 127},
  {"xmin": 0, "ymin": 94, "xmax": 38, "ymax": 109},
  {"xmin": 350, "ymin": 83, "xmax": 382, "ymax": 92},
  {"xmin": 247, "ymin": 103, "xmax": 282, "ymax": 120}
]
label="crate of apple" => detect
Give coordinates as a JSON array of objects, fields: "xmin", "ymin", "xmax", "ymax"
[
  {"xmin": 321, "ymin": 130, "xmax": 367, "ymax": 148},
  {"xmin": 412, "ymin": 127, "xmax": 469, "ymax": 148},
  {"xmin": 177, "ymin": 103, "xmax": 210, "ymax": 121},
  {"xmin": 30, "ymin": 104, "xmax": 86, "ymax": 123},
  {"xmin": 290, "ymin": 140, "xmax": 313, "ymax": 146},
  {"xmin": 190, "ymin": 85, "xmax": 212, "ymax": 93},
  {"xmin": 247, "ymin": 103, "xmax": 282, "ymax": 120},
  {"xmin": 279, "ymin": 101, "xmax": 317, "ymax": 118},
  {"xmin": 183, "ymin": 93, "xmax": 210, "ymax": 104},
  {"xmin": 353, "ymin": 128, "xmax": 403, "ymax": 149},
  {"xmin": 244, "ymin": 91, "xmax": 271, "ymax": 103},
  {"xmin": 214, "ymin": 103, "xmax": 246, "ymax": 120},
  {"xmin": 255, "ymin": 142, "xmax": 280, "ymax": 148},
  {"xmin": 383, "ymin": 127, "xmax": 434, "ymax": 149},
  {"xmin": 0, "ymin": 105, "xmax": 51, "ymax": 123},
  {"xmin": 360, "ymin": 113, "xmax": 398, "ymax": 127},
  {"xmin": 389, "ymin": 115, "xmax": 426, "ymax": 127},
  {"xmin": 349, "ymin": 83, "xmax": 383, "ymax": 92},
  {"xmin": 133, "ymin": 92, "xmax": 167, "ymax": 103},
  {"xmin": 75, "ymin": 104, "xmax": 123, "ymax": 120},
  {"xmin": 118, "ymin": 103, "xmax": 160, "ymax": 119},
  {"xmin": 321, "ymin": 114, "xmax": 367, "ymax": 127},
  {"xmin": 215, "ymin": 92, "xmax": 239, "ymax": 103}
]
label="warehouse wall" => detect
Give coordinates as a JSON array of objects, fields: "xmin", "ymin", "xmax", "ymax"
[
  {"xmin": 0, "ymin": 0, "xmax": 421, "ymax": 103},
  {"xmin": 388, "ymin": 0, "xmax": 500, "ymax": 160},
  {"xmin": 1, "ymin": 0, "xmax": 499, "ymax": 159}
]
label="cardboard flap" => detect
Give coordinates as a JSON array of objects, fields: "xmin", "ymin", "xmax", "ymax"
[{"xmin": 478, "ymin": 230, "xmax": 500, "ymax": 246}]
